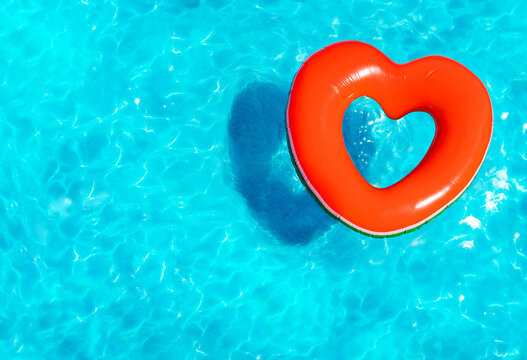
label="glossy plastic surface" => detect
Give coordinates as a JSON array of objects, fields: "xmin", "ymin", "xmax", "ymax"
[{"xmin": 287, "ymin": 41, "xmax": 493, "ymax": 236}]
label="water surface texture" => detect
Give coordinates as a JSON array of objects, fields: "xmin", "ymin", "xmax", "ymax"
[{"xmin": 1, "ymin": 0, "xmax": 526, "ymax": 359}]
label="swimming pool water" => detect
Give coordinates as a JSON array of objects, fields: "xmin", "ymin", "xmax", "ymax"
[{"xmin": 1, "ymin": 0, "xmax": 526, "ymax": 358}]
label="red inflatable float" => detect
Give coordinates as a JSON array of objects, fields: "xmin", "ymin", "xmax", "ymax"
[{"xmin": 287, "ymin": 41, "xmax": 492, "ymax": 236}]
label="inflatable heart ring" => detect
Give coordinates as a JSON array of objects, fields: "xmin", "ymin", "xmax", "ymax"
[{"xmin": 287, "ymin": 41, "xmax": 492, "ymax": 236}]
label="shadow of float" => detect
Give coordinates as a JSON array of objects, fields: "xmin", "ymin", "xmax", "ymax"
[{"xmin": 228, "ymin": 82, "xmax": 375, "ymax": 245}]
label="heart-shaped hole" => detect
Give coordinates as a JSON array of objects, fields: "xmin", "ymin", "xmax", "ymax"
[{"xmin": 343, "ymin": 97, "xmax": 436, "ymax": 188}]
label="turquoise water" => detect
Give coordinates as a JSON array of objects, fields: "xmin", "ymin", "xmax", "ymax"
[{"xmin": 1, "ymin": 0, "xmax": 526, "ymax": 358}]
